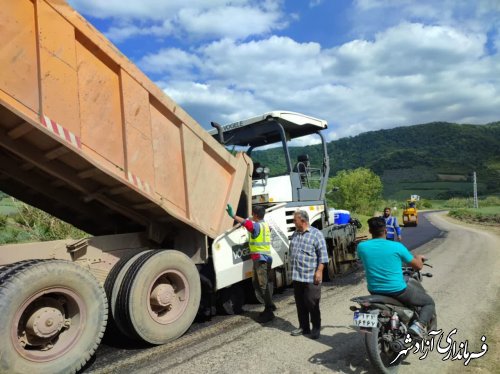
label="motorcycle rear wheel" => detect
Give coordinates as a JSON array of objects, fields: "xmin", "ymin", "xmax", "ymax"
[{"xmin": 364, "ymin": 327, "xmax": 402, "ymax": 374}]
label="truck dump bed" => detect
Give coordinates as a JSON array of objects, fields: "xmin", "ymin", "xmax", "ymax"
[{"xmin": 0, "ymin": 0, "xmax": 251, "ymax": 239}]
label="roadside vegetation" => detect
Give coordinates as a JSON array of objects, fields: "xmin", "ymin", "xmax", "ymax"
[
  {"xmin": 326, "ymin": 168, "xmax": 385, "ymax": 235},
  {"xmin": 254, "ymin": 122, "xmax": 500, "ymax": 200},
  {"xmin": 448, "ymin": 207, "xmax": 500, "ymax": 225},
  {"xmin": 0, "ymin": 194, "xmax": 87, "ymax": 244},
  {"xmin": 444, "ymin": 196, "xmax": 500, "ymax": 225}
]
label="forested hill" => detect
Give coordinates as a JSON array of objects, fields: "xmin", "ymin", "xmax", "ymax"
[{"xmin": 252, "ymin": 121, "xmax": 500, "ymax": 199}]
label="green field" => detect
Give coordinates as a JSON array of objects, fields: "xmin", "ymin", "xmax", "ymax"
[
  {"xmin": 381, "ymin": 166, "xmax": 488, "ymax": 200},
  {"xmin": 448, "ymin": 205, "xmax": 500, "ymax": 225},
  {"xmin": 472, "ymin": 206, "xmax": 500, "ymax": 215}
]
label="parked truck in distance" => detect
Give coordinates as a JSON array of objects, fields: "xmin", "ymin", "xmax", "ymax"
[{"xmin": 0, "ymin": 1, "xmax": 360, "ymax": 373}]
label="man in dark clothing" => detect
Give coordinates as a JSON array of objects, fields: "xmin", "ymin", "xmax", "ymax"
[
  {"xmin": 226, "ymin": 204, "xmax": 276, "ymax": 323},
  {"xmin": 289, "ymin": 210, "xmax": 328, "ymax": 339}
]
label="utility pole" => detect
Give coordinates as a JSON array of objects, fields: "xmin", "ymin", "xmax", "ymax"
[{"xmin": 473, "ymin": 171, "xmax": 479, "ymax": 209}]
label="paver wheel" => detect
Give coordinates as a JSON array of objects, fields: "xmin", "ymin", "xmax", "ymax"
[
  {"xmin": 114, "ymin": 250, "xmax": 201, "ymax": 344},
  {"xmin": 0, "ymin": 260, "xmax": 107, "ymax": 374}
]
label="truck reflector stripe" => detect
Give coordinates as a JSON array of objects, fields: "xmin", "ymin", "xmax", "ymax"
[
  {"xmin": 40, "ymin": 115, "xmax": 82, "ymax": 150},
  {"xmin": 127, "ymin": 171, "xmax": 152, "ymax": 196},
  {"xmin": 39, "ymin": 115, "xmax": 152, "ymax": 196}
]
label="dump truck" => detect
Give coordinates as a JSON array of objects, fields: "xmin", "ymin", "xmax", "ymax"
[
  {"xmin": 402, "ymin": 195, "xmax": 419, "ymax": 226},
  {"xmin": 0, "ymin": 1, "xmax": 359, "ymax": 373}
]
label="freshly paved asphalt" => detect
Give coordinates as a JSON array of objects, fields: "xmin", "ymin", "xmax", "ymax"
[{"xmin": 400, "ymin": 210, "xmax": 446, "ymax": 250}]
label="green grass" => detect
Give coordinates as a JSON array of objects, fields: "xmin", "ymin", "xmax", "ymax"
[
  {"xmin": 473, "ymin": 206, "xmax": 500, "ymax": 215},
  {"xmin": 0, "ymin": 199, "xmax": 87, "ymax": 244},
  {"xmin": 0, "ymin": 198, "xmax": 19, "ymax": 215},
  {"xmin": 448, "ymin": 206, "xmax": 500, "ymax": 225}
]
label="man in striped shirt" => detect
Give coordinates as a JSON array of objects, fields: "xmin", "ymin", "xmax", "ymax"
[{"xmin": 289, "ymin": 210, "xmax": 328, "ymax": 339}]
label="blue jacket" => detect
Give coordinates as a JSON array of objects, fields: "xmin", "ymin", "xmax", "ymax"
[{"xmin": 384, "ymin": 215, "xmax": 401, "ymax": 239}]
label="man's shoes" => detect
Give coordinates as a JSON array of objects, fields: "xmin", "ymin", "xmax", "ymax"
[
  {"xmin": 291, "ymin": 328, "xmax": 311, "ymax": 336},
  {"xmin": 270, "ymin": 304, "xmax": 277, "ymax": 312},
  {"xmin": 310, "ymin": 327, "xmax": 320, "ymax": 340},
  {"xmin": 409, "ymin": 321, "xmax": 426, "ymax": 340},
  {"xmin": 257, "ymin": 310, "xmax": 275, "ymax": 323}
]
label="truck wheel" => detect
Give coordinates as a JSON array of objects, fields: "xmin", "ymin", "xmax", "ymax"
[
  {"xmin": 106, "ymin": 251, "xmax": 152, "ymax": 339},
  {"xmin": 115, "ymin": 250, "xmax": 201, "ymax": 344},
  {"xmin": 0, "ymin": 260, "xmax": 107, "ymax": 374}
]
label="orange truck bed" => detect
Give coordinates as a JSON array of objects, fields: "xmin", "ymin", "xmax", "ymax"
[{"xmin": 0, "ymin": 0, "xmax": 251, "ymax": 240}]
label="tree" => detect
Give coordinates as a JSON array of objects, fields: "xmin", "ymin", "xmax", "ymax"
[{"xmin": 327, "ymin": 168, "xmax": 383, "ymax": 215}]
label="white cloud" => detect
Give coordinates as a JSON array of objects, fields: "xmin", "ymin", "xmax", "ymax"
[
  {"xmin": 139, "ymin": 48, "xmax": 201, "ymax": 78},
  {"xmin": 69, "ymin": 0, "xmax": 287, "ymax": 42},
  {"xmin": 146, "ymin": 23, "xmax": 499, "ymax": 139},
  {"xmin": 69, "ymin": 0, "xmax": 243, "ymax": 20},
  {"xmin": 70, "ymin": 0, "xmax": 500, "ymax": 140},
  {"xmin": 352, "ymin": 0, "xmax": 500, "ymax": 37},
  {"xmin": 177, "ymin": 6, "xmax": 286, "ymax": 40},
  {"xmin": 309, "ymin": 0, "xmax": 323, "ymax": 8}
]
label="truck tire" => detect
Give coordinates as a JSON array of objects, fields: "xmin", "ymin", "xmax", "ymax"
[
  {"xmin": 115, "ymin": 250, "xmax": 201, "ymax": 344},
  {"xmin": 0, "ymin": 259, "xmax": 44, "ymax": 279},
  {"xmin": 105, "ymin": 251, "xmax": 151, "ymax": 340},
  {"xmin": 0, "ymin": 260, "xmax": 107, "ymax": 374}
]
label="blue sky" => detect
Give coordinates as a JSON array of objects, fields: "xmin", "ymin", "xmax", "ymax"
[{"xmin": 69, "ymin": 0, "xmax": 500, "ymax": 143}]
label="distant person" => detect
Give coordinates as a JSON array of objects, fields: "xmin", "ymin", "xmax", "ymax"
[
  {"xmin": 382, "ymin": 207, "xmax": 402, "ymax": 241},
  {"xmin": 357, "ymin": 217, "xmax": 435, "ymax": 339},
  {"xmin": 226, "ymin": 204, "xmax": 276, "ymax": 323},
  {"xmin": 289, "ymin": 210, "xmax": 328, "ymax": 339}
]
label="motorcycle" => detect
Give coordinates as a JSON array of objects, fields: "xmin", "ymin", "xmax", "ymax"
[{"xmin": 350, "ymin": 261, "xmax": 437, "ymax": 373}]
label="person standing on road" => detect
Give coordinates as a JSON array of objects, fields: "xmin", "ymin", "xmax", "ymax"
[
  {"xmin": 382, "ymin": 207, "xmax": 402, "ymax": 241},
  {"xmin": 357, "ymin": 217, "xmax": 435, "ymax": 339},
  {"xmin": 226, "ymin": 204, "xmax": 276, "ymax": 323},
  {"xmin": 289, "ymin": 210, "xmax": 328, "ymax": 339}
]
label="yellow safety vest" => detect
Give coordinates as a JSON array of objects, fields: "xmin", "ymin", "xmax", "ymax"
[{"xmin": 249, "ymin": 222, "xmax": 271, "ymax": 255}]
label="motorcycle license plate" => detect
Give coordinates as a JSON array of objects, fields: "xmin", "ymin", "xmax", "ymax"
[{"xmin": 353, "ymin": 311, "xmax": 378, "ymax": 328}]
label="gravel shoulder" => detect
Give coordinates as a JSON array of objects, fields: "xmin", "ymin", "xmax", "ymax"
[{"xmin": 91, "ymin": 212, "xmax": 500, "ymax": 374}]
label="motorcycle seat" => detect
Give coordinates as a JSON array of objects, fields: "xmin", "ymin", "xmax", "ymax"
[{"xmin": 352, "ymin": 295, "xmax": 404, "ymax": 307}]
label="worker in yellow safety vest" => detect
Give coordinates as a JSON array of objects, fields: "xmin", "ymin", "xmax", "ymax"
[{"xmin": 226, "ymin": 204, "xmax": 276, "ymax": 323}]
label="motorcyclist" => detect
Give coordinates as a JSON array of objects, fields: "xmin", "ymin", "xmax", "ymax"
[{"xmin": 357, "ymin": 217, "xmax": 436, "ymax": 339}]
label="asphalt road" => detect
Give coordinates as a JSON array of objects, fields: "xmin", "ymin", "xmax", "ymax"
[
  {"xmin": 400, "ymin": 211, "xmax": 446, "ymax": 250},
  {"xmin": 83, "ymin": 211, "xmax": 449, "ymax": 373}
]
